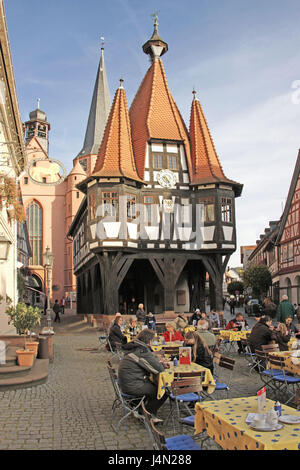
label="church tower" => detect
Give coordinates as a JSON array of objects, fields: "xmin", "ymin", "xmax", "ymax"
[
  {"xmin": 64, "ymin": 40, "xmax": 111, "ymax": 301},
  {"xmin": 24, "ymin": 99, "xmax": 50, "ymax": 154},
  {"xmin": 76, "ymin": 39, "xmax": 111, "ymax": 175}
]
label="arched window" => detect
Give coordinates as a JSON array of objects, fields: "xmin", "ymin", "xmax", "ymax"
[
  {"xmin": 296, "ymin": 276, "xmax": 300, "ymax": 305},
  {"xmin": 26, "ymin": 200, "xmax": 43, "ymax": 266}
]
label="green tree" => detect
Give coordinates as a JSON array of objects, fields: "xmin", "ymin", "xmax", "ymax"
[
  {"xmin": 243, "ymin": 264, "xmax": 272, "ymax": 299},
  {"xmin": 227, "ymin": 281, "xmax": 244, "ymax": 296}
]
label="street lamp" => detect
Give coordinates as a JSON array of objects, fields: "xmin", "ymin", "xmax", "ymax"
[
  {"xmin": 43, "ymin": 246, "xmax": 54, "ymax": 329},
  {"xmin": 0, "ymin": 233, "xmax": 11, "ymax": 260}
]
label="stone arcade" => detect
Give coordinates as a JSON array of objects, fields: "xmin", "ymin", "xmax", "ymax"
[{"xmin": 67, "ymin": 20, "xmax": 243, "ymax": 317}]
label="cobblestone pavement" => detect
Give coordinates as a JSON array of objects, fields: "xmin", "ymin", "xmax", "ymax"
[{"xmin": 0, "ymin": 307, "xmax": 291, "ymax": 450}]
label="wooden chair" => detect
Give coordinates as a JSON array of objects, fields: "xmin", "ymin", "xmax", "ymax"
[
  {"xmin": 261, "ymin": 343, "xmax": 279, "ymax": 353},
  {"xmin": 163, "ymin": 346, "xmax": 180, "ymax": 358},
  {"xmin": 167, "ymin": 375, "xmax": 205, "ymax": 433},
  {"xmin": 141, "ymin": 401, "xmax": 202, "ymax": 451},
  {"xmin": 212, "ymin": 353, "xmax": 235, "ymax": 398}
]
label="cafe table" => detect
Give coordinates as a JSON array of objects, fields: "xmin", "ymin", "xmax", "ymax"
[
  {"xmin": 194, "ymin": 396, "xmax": 300, "ymax": 450},
  {"xmin": 219, "ymin": 329, "xmax": 251, "ymax": 342},
  {"xmin": 151, "ymin": 340, "xmax": 183, "ymax": 353},
  {"xmin": 268, "ymin": 350, "xmax": 300, "ymax": 376},
  {"xmin": 156, "ymin": 362, "xmax": 216, "ymax": 399}
]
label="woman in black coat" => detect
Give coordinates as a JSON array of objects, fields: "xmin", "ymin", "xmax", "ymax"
[
  {"xmin": 108, "ymin": 316, "xmax": 127, "ymax": 351},
  {"xmin": 248, "ymin": 315, "xmax": 276, "ymax": 353}
]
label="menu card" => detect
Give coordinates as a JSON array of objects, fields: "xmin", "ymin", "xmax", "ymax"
[
  {"xmin": 179, "ymin": 347, "xmax": 191, "ymax": 365},
  {"xmin": 257, "ymin": 387, "xmax": 266, "ymax": 413}
]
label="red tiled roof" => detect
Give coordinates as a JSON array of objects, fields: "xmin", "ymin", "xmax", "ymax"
[
  {"xmin": 129, "ymin": 58, "xmax": 193, "ymax": 180},
  {"xmin": 93, "ymin": 86, "xmax": 142, "ymax": 183},
  {"xmin": 189, "ymin": 97, "xmax": 229, "ymax": 184}
]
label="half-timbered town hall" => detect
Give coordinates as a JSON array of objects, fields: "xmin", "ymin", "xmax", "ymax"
[{"xmin": 68, "ymin": 20, "xmax": 243, "ymax": 316}]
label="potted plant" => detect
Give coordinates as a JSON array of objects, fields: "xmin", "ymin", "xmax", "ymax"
[{"xmin": 6, "ymin": 302, "xmax": 41, "ymax": 366}]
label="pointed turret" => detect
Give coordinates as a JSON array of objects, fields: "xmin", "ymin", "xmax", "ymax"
[
  {"xmin": 76, "ymin": 41, "xmax": 111, "ymax": 165},
  {"xmin": 189, "ymin": 91, "xmax": 242, "ymax": 196},
  {"xmin": 130, "ymin": 44, "xmax": 192, "ymax": 180},
  {"xmin": 92, "ymin": 80, "xmax": 143, "ymax": 183}
]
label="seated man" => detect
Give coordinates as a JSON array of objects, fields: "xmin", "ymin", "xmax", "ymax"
[
  {"xmin": 190, "ymin": 309, "xmax": 202, "ymax": 326},
  {"xmin": 145, "ymin": 312, "xmax": 156, "ymax": 330},
  {"xmin": 208, "ymin": 309, "xmax": 220, "ymax": 329},
  {"xmin": 226, "ymin": 313, "xmax": 248, "ymax": 331},
  {"xmin": 118, "ymin": 329, "xmax": 168, "ymax": 423},
  {"xmin": 196, "ymin": 319, "xmax": 216, "ymax": 349}
]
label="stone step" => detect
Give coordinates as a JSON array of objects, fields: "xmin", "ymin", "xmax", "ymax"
[
  {"xmin": 0, "ymin": 346, "xmax": 18, "ymax": 367},
  {"xmin": 0, "ymin": 358, "xmax": 49, "ymax": 391},
  {"xmin": 0, "ymin": 364, "xmax": 32, "ymax": 378}
]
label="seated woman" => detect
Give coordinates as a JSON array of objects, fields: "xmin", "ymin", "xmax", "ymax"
[
  {"xmin": 145, "ymin": 312, "xmax": 156, "ymax": 330},
  {"xmin": 162, "ymin": 322, "xmax": 184, "ymax": 342},
  {"xmin": 285, "ymin": 316, "xmax": 300, "ymax": 338},
  {"xmin": 248, "ymin": 315, "xmax": 276, "ymax": 353},
  {"xmin": 184, "ymin": 331, "xmax": 214, "ymax": 374},
  {"xmin": 274, "ymin": 322, "xmax": 291, "ymax": 351},
  {"xmin": 174, "ymin": 314, "xmax": 189, "ymax": 333},
  {"xmin": 108, "ymin": 316, "xmax": 127, "ymax": 351},
  {"xmin": 126, "ymin": 316, "xmax": 139, "ymax": 336}
]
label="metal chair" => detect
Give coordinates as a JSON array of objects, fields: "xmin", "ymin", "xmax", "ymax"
[
  {"xmin": 97, "ymin": 320, "xmax": 109, "ymax": 351},
  {"xmin": 240, "ymin": 339, "xmax": 260, "ymax": 375},
  {"xmin": 141, "ymin": 401, "xmax": 202, "ymax": 451},
  {"xmin": 254, "ymin": 349, "xmax": 284, "ymax": 400},
  {"xmin": 268, "ymin": 354, "xmax": 300, "ymax": 405},
  {"xmin": 107, "ymin": 338, "xmax": 123, "ymax": 360},
  {"xmin": 107, "ymin": 362, "xmax": 145, "ymax": 432},
  {"xmin": 212, "ymin": 352, "xmax": 235, "ymax": 398}
]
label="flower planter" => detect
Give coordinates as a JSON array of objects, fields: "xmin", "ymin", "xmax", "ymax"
[
  {"xmin": 16, "ymin": 349, "xmax": 35, "ymax": 367},
  {"xmin": 25, "ymin": 341, "xmax": 39, "ymax": 357}
]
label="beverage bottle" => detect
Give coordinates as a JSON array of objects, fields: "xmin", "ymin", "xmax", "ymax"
[
  {"xmin": 173, "ymin": 357, "xmax": 178, "ymax": 367},
  {"xmin": 274, "ymin": 401, "xmax": 282, "ymax": 417}
]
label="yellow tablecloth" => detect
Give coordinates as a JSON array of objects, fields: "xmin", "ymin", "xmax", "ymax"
[
  {"xmin": 219, "ymin": 329, "xmax": 251, "ymax": 342},
  {"xmin": 184, "ymin": 326, "xmax": 196, "ymax": 334},
  {"xmin": 156, "ymin": 362, "xmax": 216, "ymax": 399},
  {"xmin": 194, "ymin": 396, "xmax": 300, "ymax": 450},
  {"xmin": 268, "ymin": 350, "xmax": 300, "ymax": 376}
]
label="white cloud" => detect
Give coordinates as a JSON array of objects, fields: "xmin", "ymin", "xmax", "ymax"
[{"xmin": 214, "ymin": 91, "xmax": 300, "ymax": 266}]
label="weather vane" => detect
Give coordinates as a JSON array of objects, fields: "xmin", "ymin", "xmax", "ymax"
[
  {"xmin": 151, "ymin": 11, "xmax": 159, "ymax": 28},
  {"xmin": 101, "ymin": 36, "xmax": 105, "ymax": 49}
]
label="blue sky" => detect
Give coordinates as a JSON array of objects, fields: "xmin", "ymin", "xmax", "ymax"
[{"xmin": 5, "ymin": 0, "xmax": 300, "ymax": 266}]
